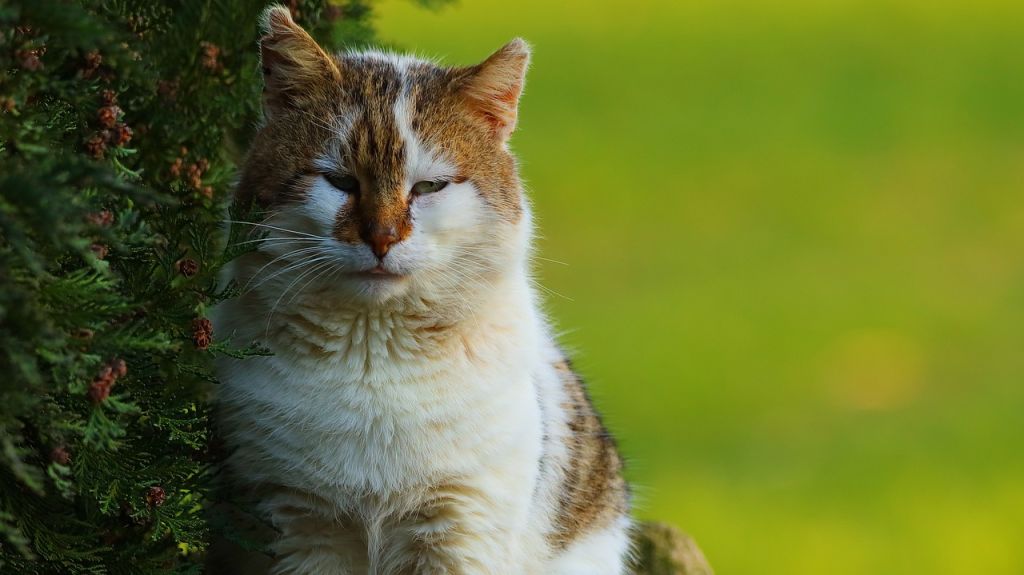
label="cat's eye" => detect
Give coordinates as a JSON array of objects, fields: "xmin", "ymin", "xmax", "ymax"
[
  {"xmin": 324, "ymin": 173, "xmax": 360, "ymax": 194},
  {"xmin": 411, "ymin": 180, "xmax": 449, "ymax": 196}
]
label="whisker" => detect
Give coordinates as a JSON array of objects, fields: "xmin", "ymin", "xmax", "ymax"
[
  {"xmin": 533, "ymin": 256, "xmax": 569, "ymax": 266},
  {"xmin": 242, "ymin": 246, "xmax": 324, "ymax": 293},
  {"xmin": 223, "ymin": 220, "xmax": 327, "ymax": 240},
  {"xmin": 245, "ymin": 248, "xmax": 328, "ymax": 293},
  {"xmin": 286, "ymin": 261, "xmax": 340, "ymax": 306},
  {"xmin": 297, "ymin": 108, "xmax": 341, "ymax": 133},
  {"xmin": 231, "ymin": 236, "xmax": 325, "ymax": 248},
  {"xmin": 532, "ymin": 281, "xmax": 574, "ymax": 302},
  {"xmin": 263, "ymin": 255, "xmax": 338, "ymax": 336}
]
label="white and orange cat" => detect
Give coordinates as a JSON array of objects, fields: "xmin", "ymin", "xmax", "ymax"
[{"xmin": 213, "ymin": 6, "xmax": 631, "ymax": 574}]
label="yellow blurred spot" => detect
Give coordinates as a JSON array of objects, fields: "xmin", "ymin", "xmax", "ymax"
[{"xmin": 824, "ymin": 330, "xmax": 926, "ymax": 411}]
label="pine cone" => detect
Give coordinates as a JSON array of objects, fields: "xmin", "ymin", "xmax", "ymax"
[
  {"xmin": 17, "ymin": 48, "xmax": 43, "ymax": 71},
  {"xmin": 85, "ymin": 133, "xmax": 107, "ymax": 158},
  {"xmin": 192, "ymin": 317, "xmax": 213, "ymax": 350},
  {"xmin": 50, "ymin": 446, "xmax": 71, "ymax": 466},
  {"xmin": 186, "ymin": 162, "xmax": 204, "ymax": 189},
  {"xmin": 200, "ymin": 41, "xmax": 222, "ymax": 72},
  {"xmin": 86, "ymin": 210, "xmax": 114, "ymax": 227},
  {"xmin": 112, "ymin": 358, "xmax": 127, "ymax": 378},
  {"xmin": 88, "ymin": 359, "xmax": 126, "ymax": 403},
  {"xmin": 146, "ymin": 486, "xmax": 166, "ymax": 508},
  {"xmin": 88, "ymin": 379, "xmax": 113, "ymax": 403},
  {"xmin": 112, "ymin": 123, "xmax": 133, "ymax": 146},
  {"xmin": 82, "ymin": 50, "xmax": 102, "ymax": 78},
  {"xmin": 90, "ymin": 243, "xmax": 109, "ymax": 259},
  {"xmin": 177, "ymin": 258, "xmax": 199, "ymax": 278},
  {"xmin": 97, "ymin": 105, "xmax": 122, "ymax": 129}
]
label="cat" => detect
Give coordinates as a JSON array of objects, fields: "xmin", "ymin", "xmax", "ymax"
[{"xmin": 212, "ymin": 6, "xmax": 631, "ymax": 574}]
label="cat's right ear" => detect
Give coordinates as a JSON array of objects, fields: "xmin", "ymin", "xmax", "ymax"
[{"xmin": 259, "ymin": 5, "xmax": 340, "ymax": 117}]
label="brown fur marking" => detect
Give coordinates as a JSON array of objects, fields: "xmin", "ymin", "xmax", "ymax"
[{"xmin": 548, "ymin": 358, "xmax": 630, "ymax": 550}]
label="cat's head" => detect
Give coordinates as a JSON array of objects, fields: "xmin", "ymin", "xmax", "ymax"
[{"xmin": 235, "ymin": 6, "xmax": 531, "ymax": 310}]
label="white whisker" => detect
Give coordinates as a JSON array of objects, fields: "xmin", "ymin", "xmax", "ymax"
[
  {"xmin": 224, "ymin": 219, "xmax": 327, "ymax": 240},
  {"xmin": 243, "ymin": 246, "xmax": 326, "ymax": 293}
]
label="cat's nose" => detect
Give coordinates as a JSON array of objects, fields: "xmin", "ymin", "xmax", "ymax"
[{"xmin": 363, "ymin": 224, "xmax": 399, "ymax": 259}]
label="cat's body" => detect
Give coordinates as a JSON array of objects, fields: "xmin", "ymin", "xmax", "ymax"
[{"xmin": 213, "ymin": 7, "xmax": 631, "ymax": 574}]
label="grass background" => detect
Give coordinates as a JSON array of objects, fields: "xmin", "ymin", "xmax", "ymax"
[{"xmin": 373, "ymin": 1, "xmax": 1024, "ymax": 573}]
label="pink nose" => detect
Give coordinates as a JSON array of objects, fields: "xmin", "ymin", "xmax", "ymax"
[{"xmin": 362, "ymin": 224, "xmax": 399, "ymax": 259}]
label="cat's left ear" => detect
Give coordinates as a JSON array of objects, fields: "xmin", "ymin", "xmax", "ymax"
[
  {"xmin": 259, "ymin": 5, "xmax": 341, "ymax": 116},
  {"xmin": 460, "ymin": 39, "xmax": 531, "ymax": 143}
]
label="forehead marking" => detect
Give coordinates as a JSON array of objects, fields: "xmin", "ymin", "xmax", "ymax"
[
  {"xmin": 394, "ymin": 92, "xmax": 458, "ymax": 185},
  {"xmin": 340, "ymin": 56, "xmax": 408, "ymax": 194},
  {"xmin": 330, "ymin": 55, "xmax": 421, "ymax": 246}
]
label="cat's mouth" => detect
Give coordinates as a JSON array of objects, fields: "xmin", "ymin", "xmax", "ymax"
[{"xmin": 350, "ymin": 265, "xmax": 406, "ymax": 280}]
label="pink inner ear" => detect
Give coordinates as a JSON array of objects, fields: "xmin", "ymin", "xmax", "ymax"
[
  {"xmin": 496, "ymin": 86, "xmax": 521, "ymax": 106},
  {"xmin": 471, "ymin": 94, "xmax": 520, "ymax": 140},
  {"xmin": 461, "ymin": 44, "xmax": 529, "ymax": 141},
  {"xmin": 479, "ymin": 110, "xmax": 504, "ymax": 133},
  {"xmin": 463, "ymin": 79, "xmax": 523, "ymax": 139}
]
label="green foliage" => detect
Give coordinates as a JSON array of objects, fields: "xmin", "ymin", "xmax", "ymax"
[{"xmin": 0, "ymin": 1, "xmax": 375, "ymax": 572}]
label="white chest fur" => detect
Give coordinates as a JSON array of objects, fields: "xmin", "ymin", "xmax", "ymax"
[
  {"xmin": 213, "ymin": 267, "xmax": 631, "ymax": 575},
  {"xmin": 215, "ymin": 275, "xmax": 548, "ymax": 512}
]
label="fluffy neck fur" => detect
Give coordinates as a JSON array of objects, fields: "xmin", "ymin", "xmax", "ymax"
[{"xmin": 229, "ymin": 247, "xmax": 537, "ymax": 378}]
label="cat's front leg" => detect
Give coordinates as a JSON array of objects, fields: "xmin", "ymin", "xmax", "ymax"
[
  {"xmin": 268, "ymin": 518, "xmax": 368, "ymax": 575},
  {"xmin": 380, "ymin": 481, "xmax": 544, "ymax": 575},
  {"xmin": 406, "ymin": 533, "xmax": 543, "ymax": 575},
  {"xmin": 262, "ymin": 491, "xmax": 368, "ymax": 575}
]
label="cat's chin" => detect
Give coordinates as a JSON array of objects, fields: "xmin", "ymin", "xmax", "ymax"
[
  {"xmin": 336, "ymin": 271, "xmax": 412, "ymax": 304},
  {"xmin": 348, "ymin": 266, "xmax": 407, "ymax": 281}
]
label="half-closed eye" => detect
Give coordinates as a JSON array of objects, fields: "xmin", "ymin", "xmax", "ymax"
[
  {"xmin": 324, "ymin": 173, "xmax": 360, "ymax": 194},
  {"xmin": 411, "ymin": 180, "xmax": 449, "ymax": 196}
]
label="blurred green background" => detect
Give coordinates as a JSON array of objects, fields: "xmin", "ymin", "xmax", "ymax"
[{"xmin": 374, "ymin": 1, "xmax": 1024, "ymax": 573}]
